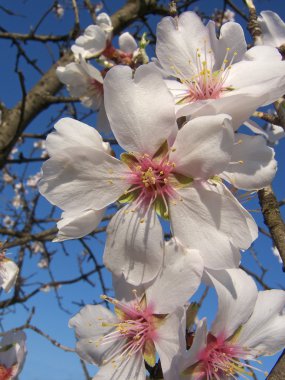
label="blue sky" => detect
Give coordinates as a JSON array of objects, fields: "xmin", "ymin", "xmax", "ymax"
[{"xmin": 0, "ymin": 0, "xmax": 285, "ymax": 379}]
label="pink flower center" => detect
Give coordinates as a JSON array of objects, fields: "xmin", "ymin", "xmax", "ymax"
[
  {"xmin": 97, "ymin": 293, "xmax": 159, "ymax": 365},
  {"xmin": 0, "ymin": 365, "xmax": 13, "ymax": 380},
  {"xmin": 122, "ymin": 151, "xmax": 179, "ymax": 217},
  {"xmin": 173, "ymin": 46, "xmax": 236, "ymax": 104},
  {"xmin": 196, "ymin": 334, "xmax": 264, "ymax": 380}
]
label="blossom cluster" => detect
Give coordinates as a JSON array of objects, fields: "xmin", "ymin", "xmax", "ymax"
[{"xmin": 2, "ymin": 7, "xmax": 285, "ymax": 380}]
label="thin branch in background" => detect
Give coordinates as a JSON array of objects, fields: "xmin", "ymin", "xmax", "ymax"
[
  {"xmin": 80, "ymin": 359, "xmax": 92, "ymax": 380},
  {"xmin": 71, "ymin": 0, "xmax": 80, "ymax": 36}
]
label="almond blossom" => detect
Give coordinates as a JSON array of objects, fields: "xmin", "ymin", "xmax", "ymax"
[
  {"xmin": 56, "ymin": 57, "xmax": 110, "ymax": 133},
  {"xmin": 155, "ymin": 11, "xmax": 285, "ymax": 128},
  {"xmin": 0, "ymin": 252, "xmax": 19, "ymax": 293},
  {"xmin": 180, "ymin": 268, "xmax": 285, "ymax": 380},
  {"xmin": 71, "ymin": 12, "xmax": 138, "ymax": 66},
  {"xmin": 258, "ymin": 10, "xmax": 285, "ymax": 48},
  {"xmin": 0, "ymin": 331, "xmax": 26, "ymax": 379},
  {"xmin": 69, "ymin": 239, "xmax": 203, "ymax": 380},
  {"xmin": 39, "ymin": 64, "xmax": 276, "ymax": 284}
]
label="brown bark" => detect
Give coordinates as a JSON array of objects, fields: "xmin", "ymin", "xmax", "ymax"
[
  {"xmin": 258, "ymin": 186, "xmax": 285, "ymax": 268},
  {"xmin": 267, "ymin": 350, "xmax": 285, "ymax": 380}
]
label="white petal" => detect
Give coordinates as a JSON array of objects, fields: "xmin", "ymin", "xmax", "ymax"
[
  {"xmin": 54, "ymin": 208, "xmax": 105, "ymax": 242},
  {"xmin": 156, "ymin": 12, "xmax": 210, "ymax": 78},
  {"xmin": 170, "ymin": 114, "xmax": 234, "ymax": 179},
  {"xmin": 72, "ymin": 25, "xmax": 107, "ymax": 57},
  {"xmin": 155, "ymin": 308, "xmax": 186, "ymax": 380},
  {"xmin": 119, "ymin": 32, "xmax": 137, "ymax": 53},
  {"xmin": 226, "ymin": 60, "xmax": 285, "ymax": 91},
  {"xmin": 97, "ymin": 103, "xmax": 112, "ymax": 135},
  {"xmin": 222, "ymin": 133, "xmax": 277, "ymax": 190},
  {"xmin": 206, "ymin": 268, "xmax": 258, "ymax": 339},
  {"xmin": 96, "ymin": 12, "xmax": 113, "ymax": 33},
  {"xmin": 164, "ymin": 79, "xmax": 189, "ymax": 102},
  {"xmin": 258, "ymin": 11, "xmax": 285, "ymax": 47},
  {"xmin": 112, "ymin": 274, "xmax": 145, "ymax": 303},
  {"xmin": 93, "ymin": 353, "xmax": 145, "ymax": 380},
  {"xmin": 56, "ymin": 63, "xmax": 88, "ymax": 93},
  {"xmin": 207, "ymin": 21, "xmax": 247, "ymax": 69},
  {"xmin": 146, "ymin": 239, "xmax": 203, "ymax": 314},
  {"xmin": 243, "ymin": 45, "xmax": 282, "ymax": 61},
  {"xmin": 104, "ymin": 64, "xmax": 177, "ymax": 155},
  {"xmin": 238, "ymin": 290, "xmax": 285, "ymax": 356},
  {"xmin": 39, "ymin": 147, "xmax": 128, "ymax": 212},
  {"xmin": 104, "ymin": 205, "xmax": 164, "ymax": 285},
  {"xmin": 69, "ymin": 305, "xmax": 119, "ymax": 365},
  {"xmin": 79, "ymin": 57, "xmax": 104, "ymax": 83},
  {"xmin": 46, "ymin": 118, "xmax": 106, "ymax": 156},
  {"xmin": 212, "ymin": 183, "xmax": 258, "ymax": 244},
  {"xmin": 170, "ymin": 183, "xmax": 244, "ymax": 270},
  {"xmin": 0, "ymin": 259, "xmax": 19, "ymax": 293},
  {"xmin": 180, "ymin": 318, "xmax": 208, "ymax": 370}
]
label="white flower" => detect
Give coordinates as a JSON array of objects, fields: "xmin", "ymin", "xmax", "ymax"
[
  {"xmin": 3, "ymin": 216, "xmax": 14, "ymax": 228},
  {"xmin": 258, "ymin": 11, "xmax": 285, "ymax": 47},
  {"xmin": 155, "ymin": 11, "xmax": 285, "ymax": 128},
  {"xmin": 2, "ymin": 173, "xmax": 13, "ymax": 184},
  {"xmin": 53, "ymin": 3, "xmax": 64, "ymax": 19},
  {"xmin": 26, "ymin": 172, "xmax": 41, "ymax": 188},
  {"xmin": 12, "ymin": 194, "xmax": 23, "ymax": 209},
  {"xmin": 56, "ymin": 57, "xmax": 110, "ymax": 133},
  {"xmin": 57, "ymin": 58, "xmax": 104, "ymax": 111},
  {"xmin": 223, "ymin": 9, "xmax": 235, "ymax": 23},
  {"xmin": 37, "ymin": 258, "xmax": 49, "ymax": 269},
  {"xmin": 212, "ymin": 8, "xmax": 235, "ymax": 28},
  {"xmin": 71, "ymin": 13, "xmax": 113, "ymax": 59},
  {"xmin": 0, "ymin": 331, "xmax": 26, "ymax": 379},
  {"xmin": 180, "ymin": 268, "xmax": 285, "ymax": 379},
  {"xmin": 69, "ymin": 239, "xmax": 203, "ymax": 380},
  {"xmin": 39, "ymin": 65, "xmax": 277, "ymax": 284},
  {"xmin": 30, "ymin": 241, "xmax": 44, "ymax": 254},
  {"xmin": 0, "ymin": 254, "xmax": 19, "ymax": 293}
]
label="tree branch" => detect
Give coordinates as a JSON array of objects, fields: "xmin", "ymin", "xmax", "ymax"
[
  {"xmin": 258, "ymin": 186, "xmax": 285, "ymax": 268},
  {"xmin": 267, "ymin": 350, "xmax": 285, "ymax": 380}
]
